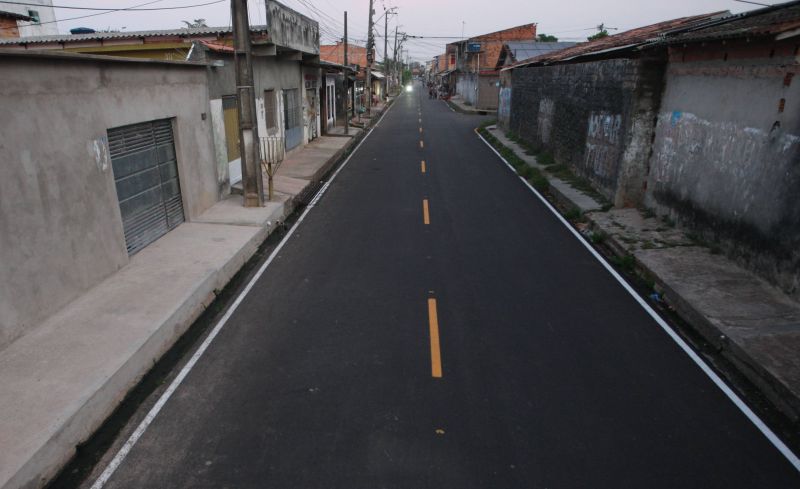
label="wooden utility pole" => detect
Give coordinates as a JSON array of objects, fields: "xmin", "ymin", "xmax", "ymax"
[
  {"xmin": 392, "ymin": 26, "xmax": 398, "ymax": 93},
  {"xmin": 383, "ymin": 10, "xmax": 389, "ymax": 100},
  {"xmin": 344, "ymin": 11, "xmax": 349, "ymax": 135},
  {"xmin": 365, "ymin": 0, "xmax": 374, "ymax": 114},
  {"xmin": 232, "ymin": 0, "xmax": 262, "ymax": 206}
]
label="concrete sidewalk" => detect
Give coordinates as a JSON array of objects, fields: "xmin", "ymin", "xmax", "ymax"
[
  {"xmin": 0, "ymin": 119, "xmax": 375, "ymax": 489},
  {"xmin": 483, "ymin": 125, "xmax": 800, "ymax": 424},
  {"xmin": 447, "ymin": 95, "xmax": 497, "ymax": 115}
]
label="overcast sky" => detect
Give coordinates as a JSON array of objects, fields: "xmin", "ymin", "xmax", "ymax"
[{"xmin": 38, "ymin": 0, "xmax": 759, "ymax": 61}]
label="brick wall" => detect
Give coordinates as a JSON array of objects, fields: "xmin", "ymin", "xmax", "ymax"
[{"xmin": 508, "ymin": 56, "xmax": 664, "ymax": 206}]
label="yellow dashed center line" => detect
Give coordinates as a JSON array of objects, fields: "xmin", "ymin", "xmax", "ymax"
[
  {"xmin": 423, "ymin": 199, "xmax": 430, "ymax": 225},
  {"xmin": 419, "ymin": 127, "xmax": 423, "ymax": 133},
  {"xmin": 428, "ymin": 298, "xmax": 443, "ymax": 378},
  {"xmin": 420, "ymin": 140, "xmax": 424, "ymax": 149},
  {"xmin": 421, "ymin": 160, "xmax": 426, "ymax": 173}
]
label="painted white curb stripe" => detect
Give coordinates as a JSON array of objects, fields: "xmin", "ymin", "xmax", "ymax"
[
  {"xmin": 475, "ymin": 130, "xmax": 800, "ymax": 472},
  {"xmin": 90, "ymin": 97, "xmax": 399, "ymax": 489}
]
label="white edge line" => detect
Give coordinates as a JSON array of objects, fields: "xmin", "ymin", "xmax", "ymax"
[
  {"xmin": 89, "ymin": 98, "xmax": 397, "ymax": 489},
  {"xmin": 475, "ymin": 130, "xmax": 800, "ymax": 472}
]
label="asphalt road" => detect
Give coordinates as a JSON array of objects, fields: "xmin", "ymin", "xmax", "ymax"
[{"xmin": 94, "ymin": 87, "xmax": 800, "ymax": 488}]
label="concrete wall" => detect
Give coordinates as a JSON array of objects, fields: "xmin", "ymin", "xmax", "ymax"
[
  {"xmin": 477, "ymin": 75, "xmax": 500, "ymax": 109},
  {"xmin": 457, "ymin": 72, "xmax": 477, "ymax": 105},
  {"xmin": 267, "ymin": 0, "xmax": 319, "ymax": 55},
  {"xmin": 0, "ymin": 53, "xmax": 218, "ymax": 349},
  {"xmin": 508, "ymin": 56, "xmax": 664, "ymax": 206},
  {"xmin": 646, "ymin": 39, "xmax": 800, "ymax": 296}
]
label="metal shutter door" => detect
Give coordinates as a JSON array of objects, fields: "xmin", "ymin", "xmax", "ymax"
[{"xmin": 108, "ymin": 119, "xmax": 185, "ymax": 255}]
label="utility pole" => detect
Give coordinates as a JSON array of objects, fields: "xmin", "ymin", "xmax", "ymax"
[
  {"xmin": 232, "ymin": 0, "xmax": 262, "ymax": 207},
  {"xmin": 365, "ymin": 0, "xmax": 374, "ymax": 114},
  {"xmin": 383, "ymin": 9, "xmax": 389, "ymax": 100},
  {"xmin": 344, "ymin": 11, "xmax": 349, "ymax": 135},
  {"xmin": 392, "ymin": 25, "xmax": 398, "ymax": 94}
]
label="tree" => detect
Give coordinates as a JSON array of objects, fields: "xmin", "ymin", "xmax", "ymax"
[
  {"xmin": 182, "ymin": 19, "xmax": 208, "ymax": 28},
  {"xmin": 587, "ymin": 30, "xmax": 609, "ymax": 41},
  {"xmin": 537, "ymin": 33, "xmax": 558, "ymax": 42}
]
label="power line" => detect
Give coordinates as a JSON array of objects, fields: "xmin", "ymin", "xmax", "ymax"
[
  {"xmin": 0, "ymin": 0, "xmax": 168, "ymax": 30},
  {"xmin": 0, "ymin": 0, "xmax": 226, "ymax": 11}
]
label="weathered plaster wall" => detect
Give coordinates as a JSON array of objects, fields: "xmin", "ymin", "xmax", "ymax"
[
  {"xmin": 0, "ymin": 55, "xmax": 217, "ymax": 349},
  {"xmin": 508, "ymin": 57, "xmax": 664, "ymax": 206},
  {"xmin": 457, "ymin": 72, "xmax": 477, "ymax": 106},
  {"xmin": 646, "ymin": 40, "xmax": 800, "ymax": 295},
  {"xmin": 267, "ymin": 0, "xmax": 319, "ymax": 55}
]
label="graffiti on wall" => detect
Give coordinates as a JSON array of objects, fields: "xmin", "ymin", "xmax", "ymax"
[
  {"xmin": 650, "ymin": 111, "xmax": 800, "ymax": 229},
  {"xmin": 584, "ymin": 111, "xmax": 622, "ymax": 184},
  {"xmin": 537, "ymin": 98, "xmax": 555, "ymax": 144}
]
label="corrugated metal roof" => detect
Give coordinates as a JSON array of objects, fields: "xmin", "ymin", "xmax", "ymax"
[
  {"xmin": 666, "ymin": 1, "xmax": 800, "ymax": 44},
  {"xmin": 504, "ymin": 41, "xmax": 578, "ymax": 62},
  {"xmin": 0, "ymin": 25, "xmax": 267, "ymax": 46},
  {"xmin": 504, "ymin": 11, "xmax": 727, "ymax": 70}
]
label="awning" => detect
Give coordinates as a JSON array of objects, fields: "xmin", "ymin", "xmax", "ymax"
[{"xmin": 370, "ymin": 71, "xmax": 386, "ymax": 79}]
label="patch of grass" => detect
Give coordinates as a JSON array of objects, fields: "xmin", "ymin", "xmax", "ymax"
[
  {"xmin": 641, "ymin": 240, "xmax": 656, "ymax": 250},
  {"xmin": 478, "ymin": 119, "xmax": 496, "ymax": 130},
  {"xmin": 590, "ymin": 231, "xmax": 606, "ymax": 244},
  {"xmin": 611, "ymin": 254, "xmax": 636, "ymax": 271},
  {"xmin": 563, "ymin": 207, "xmax": 583, "ymax": 222},
  {"xmin": 537, "ymin": 152, "xmax": 556, "ymax": 167},
  {"xmin": 528, "ymin": 172, "xmax": 549, "ymax": 192}
]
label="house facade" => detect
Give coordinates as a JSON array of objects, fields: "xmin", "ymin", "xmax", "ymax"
[
  {"xmin": 0, "ymin": 0, "xmax": 56, "ymax": 37},
  {"xmin": 0, "ymin": 51, "xmax": 219, "ymax": 349},
  {"xmin": 454, "ymin": 23, "xmax": 537, "ymax": 109}
]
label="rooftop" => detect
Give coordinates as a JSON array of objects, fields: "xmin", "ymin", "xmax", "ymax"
[
  {"xmin": 505, "ymin": 11, "xmax": 726, "ymax": 69},
  {"xmin": 0, "ymin": 25, "xmax": 267, "ymax": 46},
  {"xmin": 666, "ymin": 0, "xmax": 800, "ymax": 44},
  {"xmin": 502, "ymin": 41, "xmax": 578, "ymax": 63}
]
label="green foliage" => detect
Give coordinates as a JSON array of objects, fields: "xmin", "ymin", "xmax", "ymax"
[
  {"xmin": 611, "ymin": 254, "xmax": 636, "ymax": 271},
  {"xmin": 588, "ymin": 30, "xmax": 609, "ymax": 41},
  {"xmin": 563, "ymin": 207, "xmax": 583, "ymax": 222},
  {"xmin": 537, "ymin": 152, "xmax": 555, "ymax": 166},
  {"xmin": 537, "ymin": 34, "xmax": 559, "ymax": 42}
]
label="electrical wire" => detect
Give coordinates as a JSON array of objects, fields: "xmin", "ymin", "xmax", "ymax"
[
  {"xmin": 0, "ymin": 0, "xmax": 226, "ymax": 11},
  {"xmin": 0, "ymin": 0, "xmax": 167, "ymax": 31}
]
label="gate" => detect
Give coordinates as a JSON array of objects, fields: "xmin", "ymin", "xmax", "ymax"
[{"xmin": 108, "ymin": 119, "xmax": 184, "ymax": 255}]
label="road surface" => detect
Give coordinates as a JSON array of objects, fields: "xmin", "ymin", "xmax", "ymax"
[{"xmin": 90, "ymin": 88, "xmax": 800, "ymax": 488}]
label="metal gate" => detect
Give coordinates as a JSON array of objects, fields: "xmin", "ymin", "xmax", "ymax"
[{"xmin": 108, "ymin": 119, "xmax": 184, "ymax": 255}]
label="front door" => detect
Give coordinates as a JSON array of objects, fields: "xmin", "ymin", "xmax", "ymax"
[
  {"xmin": 283, "ymin": 88, "xmax": 301, "ymax": 151},
  {"xmin": 325, "ymin": 76, "xmax": 336, "ymax": 130}
]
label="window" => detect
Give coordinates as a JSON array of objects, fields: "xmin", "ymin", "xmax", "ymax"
[
  {"xmin": 27, "ymin": 10, "xmax": 40, "ymax": 23},
  {"xmin": 264, "ymin": 89, "xmax": 277, "ymax": 131},
  {"xmin": 283, "ymin": 88, "xmax": 299, "ymax": 130},
  {"xmin": 221, "ymin": 96, "xmax": 240, "ymax": 162}
]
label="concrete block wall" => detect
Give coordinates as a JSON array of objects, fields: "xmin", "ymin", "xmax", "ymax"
[
  {"xmin": 508, "ymin": 57, "xmax": 664, "ymax": 206},
  {"xmin": 0, "ymin": 53, "xmax": 218, "ymax": 349},
  {"xmin": 646, "ymin": 39, "xmax": 800, "ymax": 297}
]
